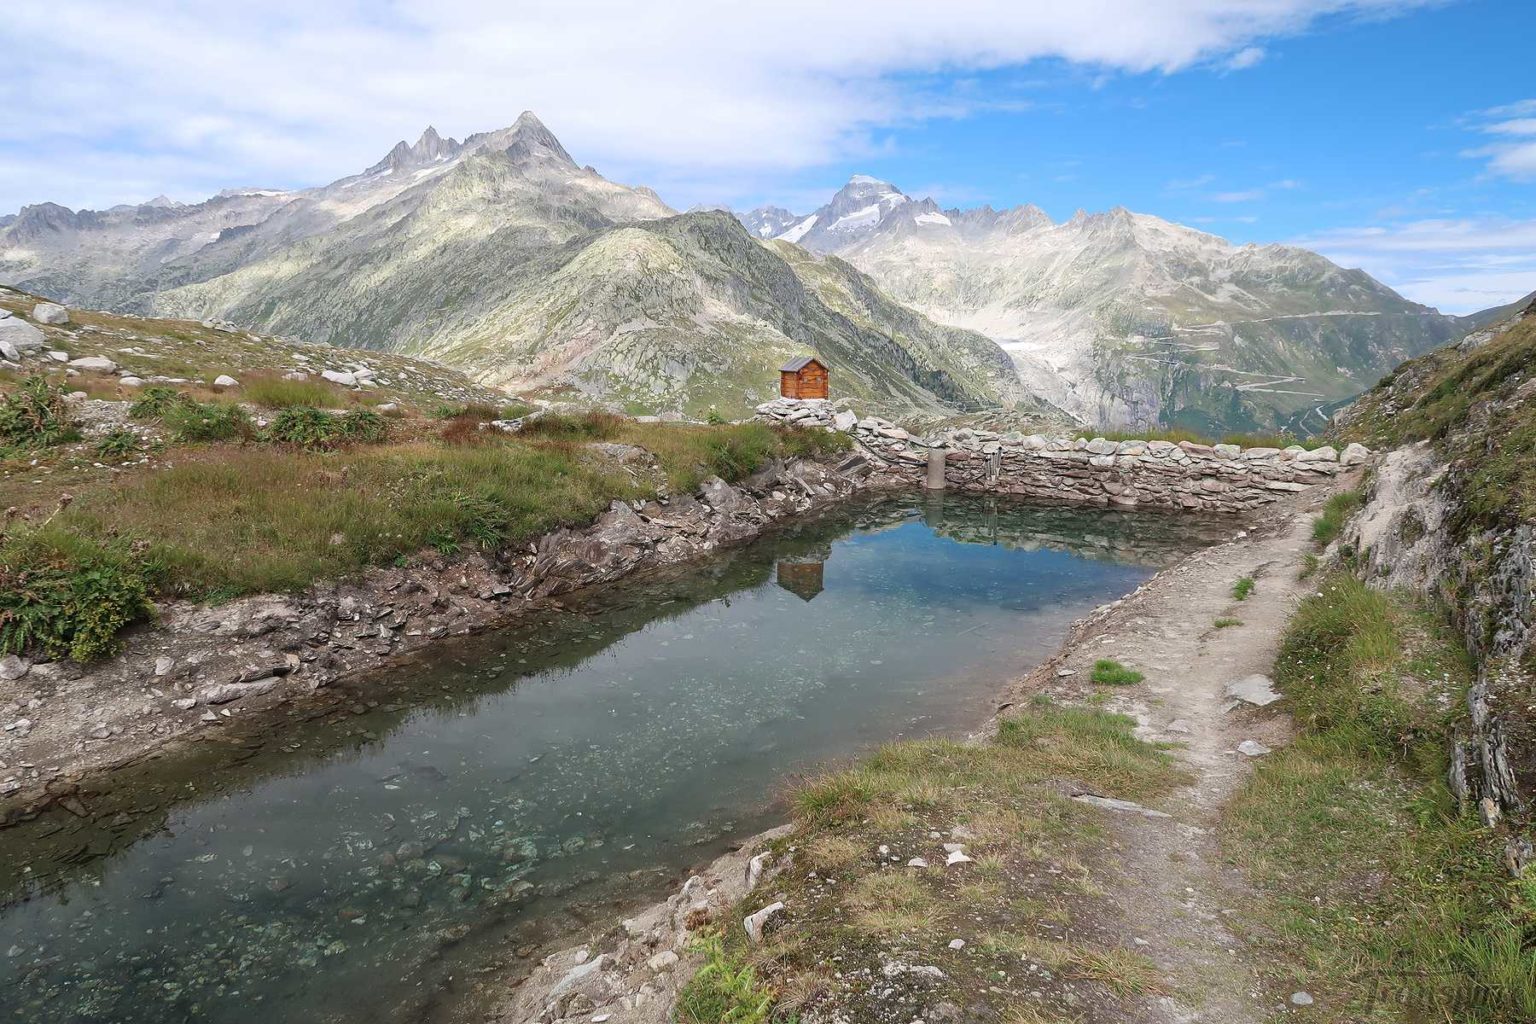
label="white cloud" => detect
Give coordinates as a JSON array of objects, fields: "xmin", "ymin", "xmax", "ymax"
[
  {"xmin": 1296, "ymin": 218, "xmax": 1536, "ymax": 314},
  {"xmin": 1223, "ymin": 46, "xmax": 1267, "ymax": 70},
  {"xmin": 1463, "ymin": 98, "xmax": 1536, "ymax": 180},
  {"xmin": 0, "ymin": 0, "xmax": 1434, "ymax": 211}
]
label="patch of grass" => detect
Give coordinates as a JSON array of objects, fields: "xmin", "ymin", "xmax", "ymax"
[
  {"xmin": 163, "ymin": 399, "xmax": 251, "ymax": 442},
  {"xmin": 676, "ymin": 933, "xmax": 779, "ymax": 1024},
  {"xmin": 1213, "ymin": 617, "xmax": 1242, "ymax": 629},
  {"xmin": 0, "ymin": 375, "xmax": 79, "ymax": 451},
  {"xmin": 1312, "ymin": 488, "xmax": 1364, "ymax": 547},
  {"xmin": 241, "ymin": 374, "xmax": 347, "ymax": 409},
  {"xmin": 1299, "ymin": 552, "xmax": 1320, "ymax": 579},
  {"xmin": 47, "ymin": 441, "xmax": 641, "ymax": 598},
  {"xmin": 1223, "ymin": 573, "xmax": 1528, "ymax": 1022},
  {"xmin": 1232, "ymin": 576, "xmax": 1255, "ymax": 601},
  {"xmin": 1090, "ymin": 658, "xmax": 1144, "ymax": 685},
  {"xmin": 1068, "ymin": 947, "xmax": 1166, "ymax": 997},
  {"xmin": 0, "ymin": 530, "xmax": 156, "ymax": 661},
  {"xmin": 430, "ymin": 400, "xmax": 529, "ymax": 421},
  {"xmin": 739, "ymin": 702, "xmax": 1185, "ymax": 1020}
]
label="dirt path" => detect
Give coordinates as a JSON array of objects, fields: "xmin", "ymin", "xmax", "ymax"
[{"xmin": 994, "ymin": 479, "xmax": 1345, "ymax": 1020}]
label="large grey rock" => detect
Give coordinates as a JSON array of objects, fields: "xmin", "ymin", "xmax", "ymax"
[
  {"xmin": 321, "ymin": 369, "xmax": 357, "ymax": 386},
  {"xmin": 0, "ymin": 655, "xmax": 29, "ymax": 681},
  {"xmin": 1341, "ymin": 442, "xmax": 1371, "ymax": 467},
  {"xmin": 31, "ymin": 301, "xmax": 69, "ymax": 325},
  {"xmin": 743, "ymin": 901, "xmax": 785, "ymax": 943},
  {"xmin": 199, "ymin": 676, "xmax": 282, "ymax": 705},
  {"xmin": 1225, "ymin": 673, "xmax": 1281, "ymax": 707},
  {"xmin": 68, "ymin": 355, "xmax": 117, "ymax": 373},
  {"xmin": 0, "ymin": 317, "xmax": 45, "ymax": 354}
]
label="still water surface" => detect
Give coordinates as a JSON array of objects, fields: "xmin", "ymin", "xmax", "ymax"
[{"xmin": 0, "ymin": 494, "xmax": 1229, "ymax": 1023}]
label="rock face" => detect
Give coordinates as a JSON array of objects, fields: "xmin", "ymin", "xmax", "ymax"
[{"xmin": 1337, "ymin": 302, "xmax": 1536, "ymax": 849}]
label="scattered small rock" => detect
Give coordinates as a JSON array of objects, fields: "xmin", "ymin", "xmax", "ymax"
[{"xmin": 1237, "ymin": 739, "xmax": 1272, "ymax": 757}]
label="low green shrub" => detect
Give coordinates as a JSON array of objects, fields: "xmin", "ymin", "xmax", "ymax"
[
  {"xmin": 0, "ymin": 375, "xmax": 79, "ymax": 450},
  {"xmin": 0, "ymin": 531, "xmax": 156, "ymax": 661},
  {"xmin": 164, "ymin": 400, "xmax": 251, "ymax": 442},
  {"xmin": 1232, "ymin": 577, "xmax": 1255, "ymax": 600},
  {"xmin": 1213, "ymin": 617, "xmax": 1242, "ymax": 629},
  {"xmin": 94, "ymin": 429, "xmax": 142, "ymax": 459},
  {"xmin": 128, "ymin": 386, "xmax": 194, "ymax": 420},
  {"xmin": 675, "ymin": 933, "xmax": 777, "ymax": 1024},
  {"xmin": 263, "ymin": 406, "xmax": 388, "ymax": 448},
  {"xmin": 1091, "ymin": 659, "xmax": 1144, "ymax": 685}
]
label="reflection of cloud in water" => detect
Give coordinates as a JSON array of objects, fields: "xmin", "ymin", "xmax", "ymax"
[{"xmin": 0, "ymin": 493, "xmax": 1220, "ymax": 1024}]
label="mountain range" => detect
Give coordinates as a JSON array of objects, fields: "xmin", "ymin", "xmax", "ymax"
[
  {"xmin": 0, "ymin": 114, "xmax": 1033, "ymax": 419},
  {"xmin": 741, "ymin": 177, "xmax": 1467, "ymax": 433},
  {"xmin": 0, "ymin": 113, "xmax": 1485, "ymax": 429}
]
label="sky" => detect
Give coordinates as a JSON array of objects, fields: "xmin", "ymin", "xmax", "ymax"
[{"xmin": 1, "ymin": 0, "xmax": 1533, "ymax": 314}]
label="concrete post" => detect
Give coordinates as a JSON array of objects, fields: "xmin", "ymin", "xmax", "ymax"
[{"xmin": 925, "ymin": 446, "xmax": 946, "ymax": 490}]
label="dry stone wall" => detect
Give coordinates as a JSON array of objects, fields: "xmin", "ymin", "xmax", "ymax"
[{"xmin": 755, "ymin": 398, "xmax": 1368, "ymax": 514}]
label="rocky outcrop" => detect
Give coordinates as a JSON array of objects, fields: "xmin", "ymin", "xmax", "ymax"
[
  {"xmin": 489, "ymin": 827, "xmax": 790, "ymax": 1024},
  {"xmin": 1349, "ymin": 443, "xmax": 1534, "ymax": 836},
  {"xmin": 0, "ymin": 455, "xmax": 897, "ymax": 822}
]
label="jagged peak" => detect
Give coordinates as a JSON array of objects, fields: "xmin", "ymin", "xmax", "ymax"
[
  {"xmin": 364, "ymin": 125, "xmax": 464, "ymax": 176},
  {"xmin": 464, "ymin": 111, "xmax": 576, "ymax": 168}
]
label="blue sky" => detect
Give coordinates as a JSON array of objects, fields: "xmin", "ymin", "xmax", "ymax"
[{"xmin": 2, "ymin": 0, "xmax": 1533, "ymax": 313}]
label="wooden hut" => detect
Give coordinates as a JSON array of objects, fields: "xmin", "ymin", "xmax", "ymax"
[{"xmin": 779, "ymin": 356, "xmax": 829, "ymax": 399}]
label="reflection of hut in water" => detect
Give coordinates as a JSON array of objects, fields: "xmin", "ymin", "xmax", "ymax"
[{"xmin": 775, "ymin": 541, "xmax": 832, "ymax": 601}]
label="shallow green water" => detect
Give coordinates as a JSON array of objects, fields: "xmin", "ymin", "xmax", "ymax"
[{"xmin": 0, "ymin": 494, "xmax": 1229, "ymax": 1024}]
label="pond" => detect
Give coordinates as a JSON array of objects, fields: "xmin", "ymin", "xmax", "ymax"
[{"xmin": 0, "ymin": 493, "xmax": 1231, "ymax": 1024}]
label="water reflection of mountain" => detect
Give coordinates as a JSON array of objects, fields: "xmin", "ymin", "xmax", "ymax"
[{"xmin": 913, "ymin": 492, "xmax": 1231, "ymax": 567}]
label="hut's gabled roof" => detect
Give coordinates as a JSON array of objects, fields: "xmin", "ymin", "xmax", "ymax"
[{"xmin": 779, "ymin": 355, "xmax": 824, "ymax": 373}]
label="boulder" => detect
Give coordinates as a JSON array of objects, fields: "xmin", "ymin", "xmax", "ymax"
[
  {"xmin": 321, "ymin": 369, "xmax": 358, "ymax": 386},
  {"xmin": 832, "ymin": 410, "xmax": 858, "ymax": 432},
  {"xmin": 743, "ymin": 901, "xmax": 785, "ymax": 943},
  {"xmin": 213, "ymin": 374, "xmax": 239, "ymax": 388},
  {"xmin": 0, "ymin": 316, "xmax": 46, "ymax": 354},
  {"xmin": 68, "ymin": 355, "xmax": 117, "ymax": 373},
  {"xmin": 1295, "ymin": 445, "xmax": 1338, "ymax": 463},
  {"xmin": 31, "ymin": 301, "xmax": 69, "ymax": 325},
  {"xmin": 1340, "ymin": 442, "xmax": 1371, "ymax": 467}
]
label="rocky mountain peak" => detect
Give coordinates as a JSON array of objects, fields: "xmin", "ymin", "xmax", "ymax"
[
  {"xmin": 364, "ymin": 125, "xmax": 464, "ymax": 176},
  {"xmin": 466, "ymin": 111, "xmax": 577, "ymax": 168}
]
